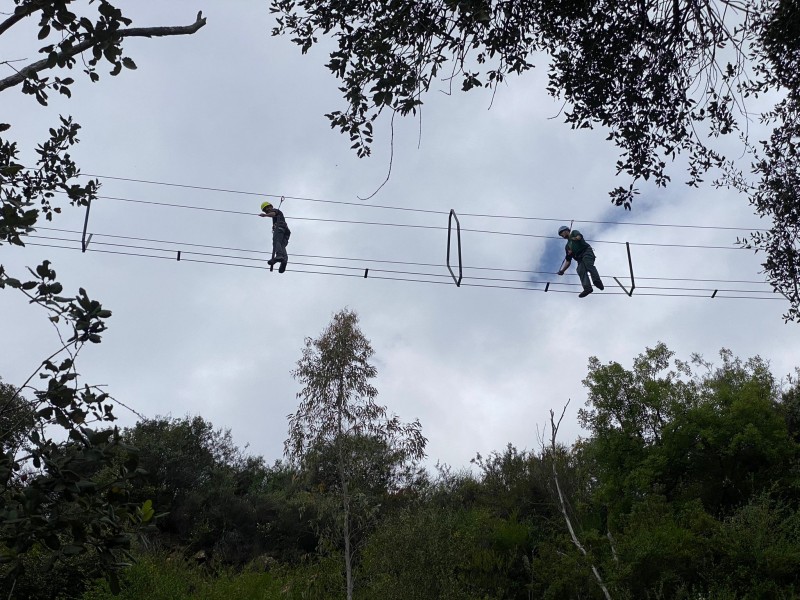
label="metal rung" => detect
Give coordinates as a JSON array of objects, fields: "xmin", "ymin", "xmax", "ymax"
[{"xmin": 612, "ymin": 242, "xmax": 635, "ymax": 297}]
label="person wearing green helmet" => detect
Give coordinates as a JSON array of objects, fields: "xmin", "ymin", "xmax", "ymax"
[
  {"xmin": 557, "ymin": 225, "xmax": 604, "ymax": 297},
  {"xmin": 260, "ymin": 200, "xmax": 291, "ymax": 273}
]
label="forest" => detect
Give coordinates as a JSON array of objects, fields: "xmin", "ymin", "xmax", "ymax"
[
  {"xmin": 3, "ymin": 1, "xmax": 800, "ymax": 598},
  {"xmin": 3, "ymin": 310, "xmax": 799, "ymax": 599}
]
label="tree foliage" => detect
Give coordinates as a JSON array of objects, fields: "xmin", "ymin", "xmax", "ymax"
[
  {"xmin": 270, "ymin": 0, "xmax": 800, "ymax": 320},
  {"xmin": 121, "ymin": 416, "xmax": 316, "ymax": 566},
  {"xmin": 571, "ymin": 343, "xmax": 800, "ymax": 597},
  {"xmin": 1, "ymin": 1, "xmax": 206, "ymax": 592},
  {"xmin": 0, "ymin": 282, "xmax": 143, "ymax": 595},
  {"xmin": 1, "ymin": 2, "xmax": 206, "ymax": 250},
  {"xmin": 286, "ymin": 308, "xmax": 427, "ymax": 600},
  {"xmin": 48, "ymin": 343, "xmax": 800, "ymax": 599}
]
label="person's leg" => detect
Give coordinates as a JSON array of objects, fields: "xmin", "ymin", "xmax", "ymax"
[
  {"xmin": 275, "ymin": 230, "xmax": 289, "ymax": 272},
  {"xmin": 273, "ymin": 230, "xmax": 288, "ymax": 262},
  {"xmin": 582, "ymin": 251, "xmax": 604, "ymax": 290},
  {"xmin": 268, "ymin": 231, "xmax": 278, "ymax": 266},
  {"xmin": 576, "ymin": 260, "xmax": 592, "ymax": 292}
]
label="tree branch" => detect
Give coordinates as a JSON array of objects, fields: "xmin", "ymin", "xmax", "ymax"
[
  {"xmin": 0, "ymin": 1, "xmax": 45, "ymax": 38},
  {"xmin": 0, "ymin": 11, "xmax": 207, "ymax": 93},
  {"xmin": 358, "ymin": 111, "xmax": 395, "ymax": 201},
  {"xmin": 548, "ymin": 400, "xmax": 613, "ymax": 600},
  {"xmin": 607, "ymin": 530, "xmax": 619, "ymax": 563},
  {"xmin": 115, "ymin": 11, "xmax": 207, "ymax": 39}
]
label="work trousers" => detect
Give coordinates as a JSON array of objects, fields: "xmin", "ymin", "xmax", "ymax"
[
  {"xmin": 576, "ymin": 248, "xmax": 602, "ymax": 291},
  {"xmin": 272, "ymin": 228, "xmax": 290, "ymax": 262}
]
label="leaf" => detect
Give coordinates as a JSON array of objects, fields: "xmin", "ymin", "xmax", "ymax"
[
  {"xmin": 122, "ymin": 57, "xmax": 137, "ymax": 70},
  {"xmin": 54, "ymin": 408, "xmax": 71, "ymax": 428},
  {"xmin": 141, "ymin": 499, "xmax": 155, "ymax": 523},
  {"xmin": 36, "ymin": 261, "xmax": 52, "ymax": 279}
]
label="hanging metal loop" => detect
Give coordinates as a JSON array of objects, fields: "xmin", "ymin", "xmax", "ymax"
[{"xmin": 447, "ymin": 209, "xmax": 463, "ymax": 287}]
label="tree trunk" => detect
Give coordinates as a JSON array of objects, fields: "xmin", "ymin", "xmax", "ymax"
[
  {"xmin": 337, "ymin": 380, "xmax": 353, "ymax": 600},
  {"xmin": 341, "ymin": 473, "xmax": 353, "ymax": 600}
]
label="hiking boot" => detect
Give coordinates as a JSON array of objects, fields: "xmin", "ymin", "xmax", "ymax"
[
  {"xmin": 596, "ymin": 281, "xmax": 605, "ymax": 290},
  {"xmin": 267, "ymin": 258, "xmax": 277, "ymax": 266},
  {"xmin": 278, "ymin": 259, "xmax": 287, "ymax": 273},
  {"xmin": 578, "ymin": 288, "xmax": 593, "ymax": 298}
]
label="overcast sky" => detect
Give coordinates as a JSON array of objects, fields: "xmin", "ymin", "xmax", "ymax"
[{"xmin": 3, "ymin": 2, "xmax": 798, "ymax": 470}]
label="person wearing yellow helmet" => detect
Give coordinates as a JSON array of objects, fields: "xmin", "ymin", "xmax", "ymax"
[{"xmin": 260, "ymin": 200, "xmax": 291, "ymax": 273}]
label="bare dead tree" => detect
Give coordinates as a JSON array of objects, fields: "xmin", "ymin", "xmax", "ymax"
[
  {"xmin": 547, "ymin": 400, "xmax": 612, "ymax": 600},
  {"xmin": 607, "ymin": 531, "xmax": 620, "ymax": 564}
]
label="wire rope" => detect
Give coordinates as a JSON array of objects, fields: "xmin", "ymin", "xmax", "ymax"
[
  {"xmin": 75, "ymin": 173, "xmax": 768, "ymax": 233},
  {"xmin": 30, "ymin": 227, "xmax": 772, "ymax": 287},
  {"xmin": 19, "ymin": 238, "xmax": 783, "ymax": 300},
  {"xmin": 69, "ymin": 193, "xmax": 750, "ymax": 251}
]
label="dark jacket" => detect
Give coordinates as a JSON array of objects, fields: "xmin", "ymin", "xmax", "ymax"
[
  {"xmin": 565, "ymin": 229, "xmax": 591, "ymax": 260},
  {"xmin": 268, "ymin": 208, "xmax": 290, "ymax": 233}
]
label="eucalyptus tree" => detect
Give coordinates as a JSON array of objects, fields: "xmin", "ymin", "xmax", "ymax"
[
  {"xmin": 285, "ymin": 308, "xmax": 426, "ymax": 600},
  {"xmin": 270, "ymin": 0, "xmax": 800, "ymax": 320}
]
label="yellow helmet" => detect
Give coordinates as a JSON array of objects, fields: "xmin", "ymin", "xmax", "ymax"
[{"xmin": 260, "ymin": 201, "xmax": 273, "ymax": 212}]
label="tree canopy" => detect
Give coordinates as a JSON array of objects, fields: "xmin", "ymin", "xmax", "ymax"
[
  {"xmin": 43, "ymin": 343, "xmax": 799, "ymax": 599},
  {"xmin": 270, "ymin": 0, "xmax": 800, "ymax": 320}
]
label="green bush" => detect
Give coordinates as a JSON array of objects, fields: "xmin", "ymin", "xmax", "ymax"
[
  {"xmin": 357, "ymin": 505, "xmax": 533, "ymax": 600},
  {"xmin": 1, "ymin": 543, "xmax": 104, "ymax": 600},
  {"xmin": 81, "ymin": 555, "xmax": 285, "ymax": 600}
]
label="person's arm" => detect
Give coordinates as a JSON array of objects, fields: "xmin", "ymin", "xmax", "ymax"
[
  {"xmin": 558, "ymin": 256, "xmax": 571, "ymax": 275},
  {"xmin": 260, "ymin": 210, "xmax": 277, "ymax": 218}
]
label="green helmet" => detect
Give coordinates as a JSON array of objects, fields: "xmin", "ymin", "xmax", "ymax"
[{"xmin": 260, "ymin": 201, "xmax": 273, "ymax": 212}]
